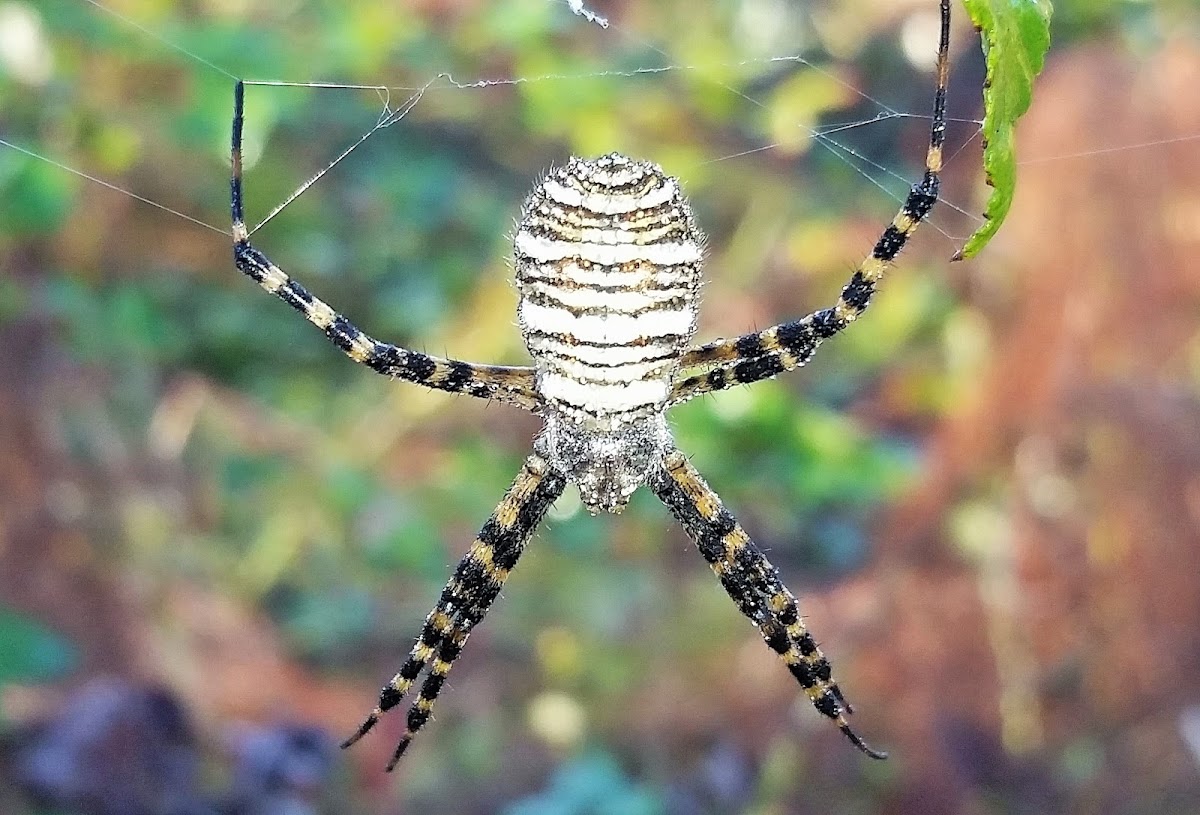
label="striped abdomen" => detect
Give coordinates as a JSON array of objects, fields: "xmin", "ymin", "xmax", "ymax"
[{"xmin": 515, "ymin": 153, "xmax": 704, "ymax": 427}]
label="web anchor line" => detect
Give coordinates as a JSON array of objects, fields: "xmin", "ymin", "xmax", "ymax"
[
  {"xmin": 12, "ymin": 0, "xmax": 1146, "ymax": 251},
  {"xmin": 241, "ymin": 80, "xmax": 433, "ymax": 235}
]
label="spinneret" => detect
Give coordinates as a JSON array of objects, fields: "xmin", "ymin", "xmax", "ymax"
[{"xmin": 227, "ymin": 0, "xmax": 952, "ymax": 772}]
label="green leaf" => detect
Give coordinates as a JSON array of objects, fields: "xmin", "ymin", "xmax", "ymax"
[{"xmin": 955, "ymin": 0, "xmax": 1053, "ymax": 260}]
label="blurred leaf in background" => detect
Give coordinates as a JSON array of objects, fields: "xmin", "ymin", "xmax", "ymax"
[
  {"xmin": 1, "ymin": 0, "xmax": 1198, "ymax": 813},
  {"xmin": 505, "ymin": 752, "xmax": 663, "ymax": 815},
  {"xmin": 0, "ymin": 608, "xmax": 76, "ymax": 686}
]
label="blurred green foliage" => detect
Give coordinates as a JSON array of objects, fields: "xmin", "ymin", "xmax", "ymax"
[
  {"xmin": 3, "ymin": 5, "xmax": 952, "ymax": 806},
  {"xmin": 0, "ymin": 608, "xmax": 77, "ymax": 686},
  {"xmin": 3, "ymin": 0, "xmax": 1195, "ymax": 813},
  {"xmin": 0, "ymin": 0, "xmax": 1012, "ymax": 811},
  {"xmin": 505, "ymin": 753, "xmax": 662, "ymax": 815}
]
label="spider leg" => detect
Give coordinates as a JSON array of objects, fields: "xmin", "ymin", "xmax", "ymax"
[
  {"xmin": 669, "ymin": 0, "xmax": 950, "ymax": 406},
  {"xmin": 650, "ymin": 449, "xmax": 886, "ymax": 759},
  {"xmin": 229, "ymin": 81, "xmax": 540, "ymax": 411},
  {"xmin": 341, "ymin": 452, "xmax": 567, "ymax": 771},
  {"xmin": 338, "ymin": 589, "xmax": 457, "ymax": 750}
]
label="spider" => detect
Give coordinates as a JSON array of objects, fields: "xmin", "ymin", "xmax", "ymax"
[{"xmin": 229, "ymin": 0, "xmax": 949, "ymax": 773}]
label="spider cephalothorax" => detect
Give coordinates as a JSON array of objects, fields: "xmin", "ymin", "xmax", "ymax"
[{"xmin": 228, "ymin": 0, "xmax": 950, "ymax": 772}]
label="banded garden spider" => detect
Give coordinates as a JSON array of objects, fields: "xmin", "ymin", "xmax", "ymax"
[{"xmin": 229, "ymin": 0, "xmax": 949, "ymax": 772}]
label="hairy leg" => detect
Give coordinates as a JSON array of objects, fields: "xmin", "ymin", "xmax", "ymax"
[
  {"xmin": 650, "ymin": 449, "xmax": 885, "ymax": 758},
  {"xmin": 670, "ymin": 0, "xmax": 950, "ymax": 405},
  {"xmin": 341, "ymin": 452, "xmax": 567, "ymax": 770},
  {"xmin": 230, "ymin": 80, "xmax": 540, "ymax": 410}
]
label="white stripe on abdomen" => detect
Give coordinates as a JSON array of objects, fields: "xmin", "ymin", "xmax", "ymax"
[
  {"xmin": 515, "ymin": 232, "xmax": 702, "ymax": 267},
  {"xmin": 519, "ymin": 301, "xmax": 694, "ymax": 346},
  {"xmin": 539, "ymin": 373, "xmax": 669, "ymax": 413}
]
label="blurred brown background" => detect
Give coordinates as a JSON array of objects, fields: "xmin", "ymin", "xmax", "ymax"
[{"xmin": 1, "ymin": 1, "xmax": 1198, "ymax": 813}]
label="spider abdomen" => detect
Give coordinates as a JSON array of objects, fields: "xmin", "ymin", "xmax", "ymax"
[{"xmin": 515, "ymin": 153, "xmax": 705, "ymax": 425}]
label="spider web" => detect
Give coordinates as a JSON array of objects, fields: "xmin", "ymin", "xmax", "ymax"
[
  {"xmin": 3, "ymin": 0, "xmax": 1195, "ymax": 255},
  {"xmin": 1, "ymin": 0, "xmax": 997, "ymax": 251}
]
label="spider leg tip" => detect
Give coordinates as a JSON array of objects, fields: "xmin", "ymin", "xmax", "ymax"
[
  {"xmin": 384, "ymin": 736, "xmax": 413, "ymax": 772},
  {"xmin": 839, "ymin": 721, "xmax": 888, "ymax": 760},
  {"xmin": 340, "ymin": 712, "xmax": 381, "ymax": 749}
]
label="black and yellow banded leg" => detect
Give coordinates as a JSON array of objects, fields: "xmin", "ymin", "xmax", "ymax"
[
  {"xmin": 650, "ymin": 450, "xmax": 886, "ymax": 759},
  {"xmin": 669, "ymin": 0, "xmax": 950, "ymax": 406},
  {"xmin": 382, "ymin": 626, "xmax": 467, "ymax": 771},
  {"xmin": 229, "ymin": 80, "xmax": 541, "ymax": 411},
  {"xmin": 341, "ymin": 453, "xmax": 567, "ymax": 771},
  {"xmin": 338, "ymin": 596, "xmax": 458, "ymax": 752}
]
